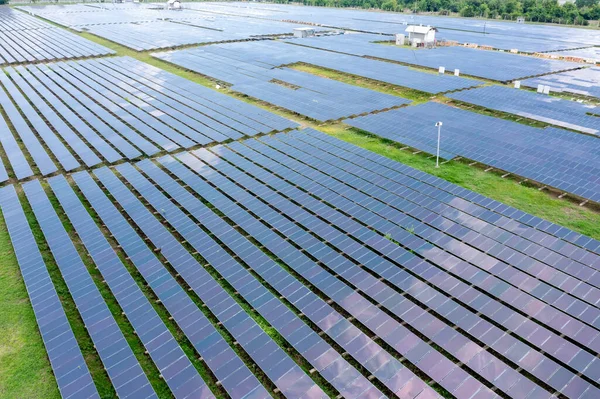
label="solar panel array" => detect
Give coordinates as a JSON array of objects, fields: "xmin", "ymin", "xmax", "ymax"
[
  {"xmin": 154, "ymin": 40, "xmax": 484, "ymax": 94},
  {"xmin": 4, "ymin": 128, "xmax": 600, "ymax": 398},
  {"xmin": 0, "ymin": 56, "xmax": 296, "ymax": 182},
  {"xmin": 523, "ymin": 67, "xmax": 600, "ymax": 100},
  {"xmin": 284, "ymin": 33, "xmax": 580, "ymax": 82},
  {"xmin": 447, "ymin": 85, "xmax": 600, "ymax": 135},
  {"xmin": 185, "ymin": 1, "xmax": 600, "ymax": 49},
  {"xmin": 17, "ymin": 4, "xmax": 329, "ymax": 51},
  {"xmin": 435, "ymin": 29, "xmax": 581, "ymax": 53},
  {"xmin": 0, "ymin": 185, "xmax": 98, "ymax": 399},
  {"xmin": 0, "ymin": 7, "xmax": 113, "ymax": 65},
  {"xmin": 549, "ymin": 47, "xmax": 600, "ymax": 63},
  {"xmin": 345, "ymin": 102, "xmax": 600, "ymax": 203},
  {"xmin": 155, "ymin": 46, "xmax": 410, "ymax": 121}
]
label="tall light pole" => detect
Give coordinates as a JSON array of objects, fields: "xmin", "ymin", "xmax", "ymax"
[{"xmin": 435, "ymin": 121, "xmax": 443, "ymax": 168}]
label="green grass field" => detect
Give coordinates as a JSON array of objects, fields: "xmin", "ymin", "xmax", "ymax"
[{"xmin": 1, "ymin": 23, "xmax": 600, "ymax": 399}]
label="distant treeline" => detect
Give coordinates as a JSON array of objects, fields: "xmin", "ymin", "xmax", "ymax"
[{"xmin": 274, "ymin": 0, "xmax": 600, "ymax": 25}]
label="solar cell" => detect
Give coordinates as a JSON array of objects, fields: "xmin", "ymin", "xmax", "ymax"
[
  {"xmin": 0, "ymin": 184, "xmax": 98, "ymax": 399},
  {"xmin": 22, "ymin": 179, "xmax": 157, "ymax": 399},
  {"xmin": 345, "ymin": 102, "xmax": 600, "ymax": 203}
]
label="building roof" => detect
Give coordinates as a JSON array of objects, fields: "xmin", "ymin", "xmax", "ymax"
[{"xmin": 405, "ymin": 25, "xmax": 437, "ymax": 34}]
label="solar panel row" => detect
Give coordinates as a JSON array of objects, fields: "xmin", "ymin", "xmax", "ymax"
[
  {"xmin": 210, "ymin": 133, "xmax": 599, "ymax": 397},
  {"xmin": 345, "ymin": 102, "xmax": 600, "ymax": 203},
  {"xmin": 258, "ymin": 132, "xmax": 600, "ymax": 345},
  {"xmin": 155, "ymin": 40, "xmax": 483, "ymax": 94},
  {"xmin": 523, "ymin": 67, "xmax": 600, "ymax": 100},
  {"xmin": 447, "ymin": 85, "xmax": 600, "ymax": 135},
  {"xmin": 5, "ymin": 128, "xmax": 600, "ymax": 398},
  {"xmin": 232, "ymin": 132, "xmax": 598, "ymax": 392},
  {"xmin": 17, "ymin": 4, "xmax": 329, "ymax": 51},
  {"xmin": 0, "ymin": 185, "xmax": 98, "ymax": 399},
  {"xmin": 0, "ymin": 56, "xmax": 296, "ymax": 182},
  {"xmin": 155, "ymin": 46, "xmax": 409, "ymax": 122},
  {"xmin": 284, "ymin": 33, "xmax": 580, "ymax": 82},
  {"xmin": 0, "ymin": 8, "xmax": 113, "ymax": 65},
  {"xmin": 93, "ymin": 166, "xmax": 327, "ymax": 398},
  {"xmin": 48, "ymin": 175, "xmax": 213, "ymax": 399},
  {"xmin": 72, "ymin": 171, "xmax": 267, "ymax": 399},
  {"xmin": 120, "ymin": 160, "xmax": 386, "ymax": 398},
  {"xmin": 0, "ymin": 7, "xmax": 51, "ymax": 30},
  {"xmin": 303, "ymin": 128, "xmax": 600, "ymax": 265},
  {"xmin": 187, "ymin": 2, "xmax": 600, "ymax": 49},
  {"xmin": 22, "ymin": 180, "xmax": 157, "ymax": 399}
]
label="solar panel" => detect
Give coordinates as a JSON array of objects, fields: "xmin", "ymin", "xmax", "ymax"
[
  {"xmin": 121, "ymin": 160, "xmax": 384, "ymax": 398},
  {"xmin": 178, "ymin": 149, "xmax": 498, "ymax": 398},
  {"xmin": 0, "ymin": 184, "xmax": 99, "ymax": 399},
  {"xmin": 523, "ymin": 67, "xmax": 600, "ymax": 100},
  {"xmin": 0, "ymin": 56, "xmax": 297, "ymax": 182},
  {"xmin": 34, "ymin": 63, "xmax": 160, "ymax": 157},
  {"xmin": 345, "ymin": 102, "xmax": 600, "ymax": 203},
  {"xmin": 6, "ymin": 66, "xmax": 109, "ymax": 166},
  {"xmin": 285, "ymin": 34, "xmax": 580, "ymax": 82},
  {"xmin": 154, "ymin": 40, "xmax": 483, "ymax": 95},
  {"xmin": 21, "ymin": 179, "xmax": 157, "ymax": 399},
  {"xmin": 447, "ymin": 85, "xmax": 600, "ymax": 135},
  {"xmin": 92, "ymin": 164, "xmax": 322, "ymax": 398},
  {"xmin": 16, "ymin": 5, "xmax": 329, "ymax": 51},
  {"xmin": 202, "ymin": 138, "xmax": 595, "ymax": 397},
  {"xmin": 71, "ymin": 170, "xmax": 262, "ymax": 399},
  {"xmin": 48, "ymin": 174, "xmax": 212, "ymax": 399},
  {"xmin": 154, "ymin": 45, "xmax": 411, "ymax": 122},
  {"xmin": 0, "ymin": 11, "xmax": 113, "ymax": 66}
]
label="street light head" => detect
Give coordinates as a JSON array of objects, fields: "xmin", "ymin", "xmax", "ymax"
[{"xmin": 435, "ymin": 121, "xmax": 443, "ymax": 127}]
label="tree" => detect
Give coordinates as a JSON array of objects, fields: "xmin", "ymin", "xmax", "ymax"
[{"xmin": 575, "ymin": 0, "xmax": 598, "ymax": 8}]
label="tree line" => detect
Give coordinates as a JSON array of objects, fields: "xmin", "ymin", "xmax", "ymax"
[{"xmin": 273, "ymin": 0, "xmax": 600, "ymax": 25}]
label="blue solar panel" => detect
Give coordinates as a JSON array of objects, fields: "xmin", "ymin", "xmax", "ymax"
[
  {"xmin": 286, "ymin": 34, "xmax": 580, "ymax": 82},
  {"xmin": 172, "ymin": 40, "xmax": 483, "ymax": 94},
  {"xmin": 6, "ymin": 66, "xmax": 112, "ymax": 166},
  {"xmin": 447, "ymin": 85, "xmax": 600, "ymax": 135},
  {"xmin": 345, "ymin": 102, "xmax": 600, "ymax": 203},
  {"xmin": 22, "ymin": 179, "xmax": 157, "ymax": 399},
  {"xmin": 154, "ymin": 45, "xmax": 411, "ymax": 122},
  {"xmin": 48, "ymin": 175, "xmax": 212, "ymax": 399},
  {"xmin": 91, "ymin": 167, "xmax": 315, "ymax": 398},
  {"xmin": 215, "ymin": 136, "xmax": 597, "ymax": 397},
  {"xmin": 180, "ymin": 148, "xmax": 496, "ymax": 398},
  {"xmin": 0, "ymin": 8, "xmax": 114, "ymax": 65},
  {"xmin": 523, "ymin": 67, "xmax": 600, "ymax": 100},
  {"xmin": 219, "ymin": 130, "xmax": 600, "ymax": 396},
  {"xmin": 0, "ymin": 184, "xmax": 99, "ymax": 399},
  {"xmin": 72, "ymin": 170, "xmax": 260, "ymax": 399},
  {"xmin": 304, "ymin": 128, "xmax": 600, "ymax": 262},
  {"xmin": 122, "ymin": 159, "xmax": 384, "ymax": 398}
]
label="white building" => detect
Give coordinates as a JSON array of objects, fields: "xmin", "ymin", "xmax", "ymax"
[
  {"xmin": 293, "ymin": 27, "xmax": 316, "ymax": 38},
  {"xmin": 405, "ymin": 25, "xmax": 437, "ymax": 47}
]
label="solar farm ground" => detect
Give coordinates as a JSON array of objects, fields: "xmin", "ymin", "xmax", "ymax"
[{"xmin": 2, "ymin": 4, "xmax": 600, "ymax": 399}]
